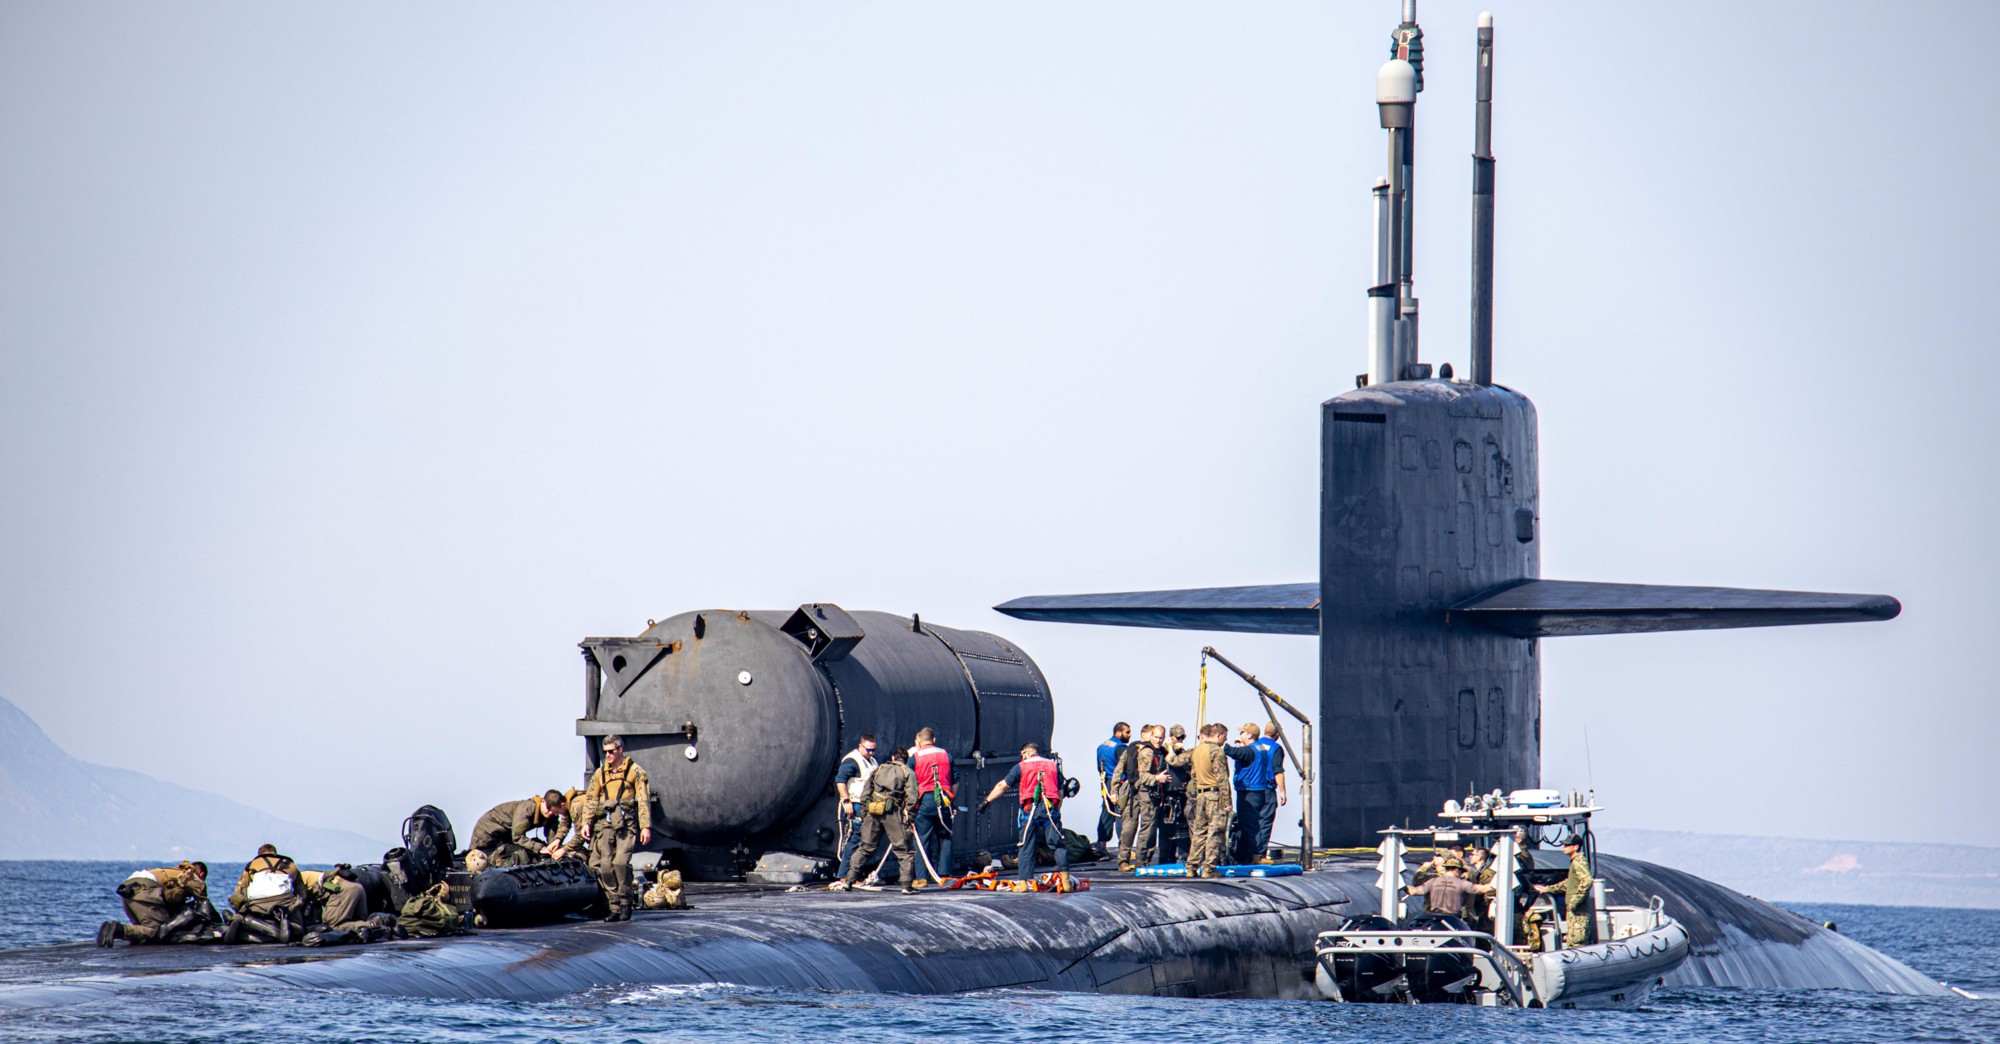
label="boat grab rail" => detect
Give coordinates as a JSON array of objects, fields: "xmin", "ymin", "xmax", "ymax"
[{"xmin": 1316, "ymin": 928, "xmax": 1541, "ymax": 1007}]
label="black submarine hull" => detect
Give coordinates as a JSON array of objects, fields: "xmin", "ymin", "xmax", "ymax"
[{"xmin": 0, "ymin": 856, "xmax": 1945, "ymax": 1009}]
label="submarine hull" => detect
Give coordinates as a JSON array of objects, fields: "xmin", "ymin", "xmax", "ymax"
[{"xmin": 0, "ymin": 857, "xmax": 1945, "ymax": 1009}]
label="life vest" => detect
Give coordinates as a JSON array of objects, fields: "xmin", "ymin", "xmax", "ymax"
[
  {"xmin": 1115, "ymin": 741, "xmax": 1145, "ymax": 783},
  {"xmin": 560, "ymin": 787, "xmax": 590, "ymax": 832},
  {"xmin": 593, "ymin": 758, "xmax": 644, "ymax": 811},
  {"xmin": 1018, "ymin": 755, "xmax": 1062, "ymax": 810},
  {"xmin": 913, "ymin": 744, "xmax": 953, "ymax": 799},
  {"xmin": 1190, "ymin": 742, "xmax": 1231, "ymax": 790},
  {"xmin": 1097, "ymin": 737, "xmax": 1125, "ymax": 779},
  {"xmin": 842, "ymin": 749, "xmax": 878, "ymax": 802}
]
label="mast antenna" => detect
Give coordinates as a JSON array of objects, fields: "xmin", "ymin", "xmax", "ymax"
[{"xmin": 1469, "ymin": 12, "xmax": 1496, "ymax": 384}]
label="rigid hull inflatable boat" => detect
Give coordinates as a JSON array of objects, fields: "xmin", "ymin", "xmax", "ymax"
[{"xmin": 1313, "ymin": 793, "xmax": 1693, "ymax": 1008}]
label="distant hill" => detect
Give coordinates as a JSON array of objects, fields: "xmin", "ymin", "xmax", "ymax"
[
  {"xmin": 0, "ymin": 696, "xmax": 391, "ymax": 863},
  {"xmin": 1597, "ymin": 827, "xmax": 2000, "ymax": 910}
]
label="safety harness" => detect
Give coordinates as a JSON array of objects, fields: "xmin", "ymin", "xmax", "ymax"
[{"xmin": 916, "ymin": 747, "xmax": 955, "ymax": 843}]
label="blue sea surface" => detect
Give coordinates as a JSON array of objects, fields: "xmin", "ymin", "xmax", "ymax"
[{"xmin": 1, "ymin": 861, "xmax": 1995, "ymax": 1043}]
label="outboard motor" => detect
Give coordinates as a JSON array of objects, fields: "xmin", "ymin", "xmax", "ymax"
[
  {"xmin": 1327, "ymin": 914, "xmax": 1406, "ymax": 1000},
  {"xmin": 1401, "ymin": 912, "xmax": 1480, "ymax": 1002}
]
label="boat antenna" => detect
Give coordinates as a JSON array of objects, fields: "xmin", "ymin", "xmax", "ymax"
[{"xmin": 1583, "ymin": 721, "xmax": 1597, "ymax": 799}]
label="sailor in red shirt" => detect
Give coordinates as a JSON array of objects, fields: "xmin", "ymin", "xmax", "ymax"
[
  {"xmin": 979, "ymin": 741, "xmax": 1070, "ymax": 880},
  {"xmin": 910, "ymin": 727, "xmax": 955, "ymax": 884}
]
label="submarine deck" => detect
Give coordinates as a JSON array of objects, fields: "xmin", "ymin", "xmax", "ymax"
[{"xmin": 0, "ymin": 855, "xmax": 1946, "ymax": 1010}]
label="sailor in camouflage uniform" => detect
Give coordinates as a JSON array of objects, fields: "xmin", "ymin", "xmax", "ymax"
[
  {"xmin": 1166, "ymin": 723, "xmax": 1255, "ymax": 877},
  {"xmin": 469, "ymin": 790, "xmax": 569, "ymax": 865},
  {"xmin": 582, "ymin": 735, "xmax": 652, "ymax": 921},
  {"xmin": 99, "ymin": 861, "xmax": 212, "ymax": 946},
  {"xmin": 1536, "ymin": 836, "xmax": 1595, "ymax": 948},
  {"xmin": 1112, "ymin": 725, "xmax": 1168, "ymax": 870}
]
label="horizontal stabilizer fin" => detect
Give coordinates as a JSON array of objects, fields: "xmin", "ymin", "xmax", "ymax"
[
  {"xmin": 1451, "ymin": 580, "xmax": 1901, "ymax": 638},
  {"xmin": 994, "ymin": 583, "xmax": 1320, "ymax": 636}
]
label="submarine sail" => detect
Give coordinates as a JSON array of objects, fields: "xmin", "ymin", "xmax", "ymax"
[{"xmin": 994, "ymin": 4, "xmax": 1899, "ymax": 846}]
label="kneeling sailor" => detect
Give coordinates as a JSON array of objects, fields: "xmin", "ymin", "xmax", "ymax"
[
  {"xmin": 99, "ymin": 860, "xmax": 214, "ymax": 946},
  {"xmin": 226, "ymin": 843, "xmax": 308, "ymax": 943},
  {"xmin": 470, "ymin": 790, "xmax": 569, "ymax": 866}
]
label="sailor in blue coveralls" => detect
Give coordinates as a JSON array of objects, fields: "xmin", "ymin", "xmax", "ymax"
[
  {"xmin": 1095, "ymin": 723, "xmax": 1130, "ymax": 847},
  {"xmin": 1229, "ymin": 722, "xmax": 1286, "ymax": 864}
]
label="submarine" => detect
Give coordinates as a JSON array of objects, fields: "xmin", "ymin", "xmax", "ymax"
[{"xmin": 0, "ymin": 5, "xmax": 1953, "ymax": 1012}]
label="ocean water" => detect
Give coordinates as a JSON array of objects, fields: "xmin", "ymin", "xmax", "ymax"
[{"xmin": 2, "ymin": 861, "xmax": 1995, "ymax": 1043}]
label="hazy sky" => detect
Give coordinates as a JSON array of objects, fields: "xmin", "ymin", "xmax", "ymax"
[{"xmin": 3, "ymin": 2, "xmax": 1995, "ymax": 851}]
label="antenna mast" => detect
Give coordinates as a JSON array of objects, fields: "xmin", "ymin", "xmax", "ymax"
[
  {"xmin": 1469, "ymin": 12, "xmax": 1496, "ymax": 385},
  {"xmin": 1393, "ymin": 3, "xmax": 1423, "ymax": 376},
  {"xmin": 1369, "ymin": 4, "xmax": 1424, "ymax": 386}
]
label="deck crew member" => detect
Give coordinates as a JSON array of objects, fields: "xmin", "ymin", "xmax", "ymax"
[
  {"xmin": 1168, "ymin": 723, "xmax": 1256, "ymax": 877},
  {"xmin": 834, "ymin": 746, "xmax": 920, "ymax": 893},
  {"xmin": 1154, "ymin": 725, "xmax": 1192, "ymax": 864},
  {"xmin": 1412, "ymin": 844, "xmax": 1473, "ymax": 888},
  {"xmin": 1463, "ymin": 845, "xmax": 1498, "ymax": 933},
  {"xmin": 1228, "ymin": 722, "xmax": 1286, "ymax": 864},
  {"xmin": 1113, "ymin": 724, "xmax": 1168, "ymax": 870},
  {"xmin": 979, "ymin": 741, "xmax": 1070, "ymax": 880},
  {"xmin": 831, "ymin": 734, "xmax": 879, "ymax": 882},
  {"xmin": 227, "ymin": 843, "xmax": 308, "ymax": 942},
  {"xmin": 911, "ymin": 727, "xmax": 955, "ymax": 884},
  {"xmin": 469, "ymin": 790, "xmax": 569, "ymax": 866},
  {"xmin": 550, "ymin": 786, "xmax": 589, "ymax": 861},
  {"xmin": 311, "ymin": 864, "xmax": 373, "ymax": 934},
  {"xmin": 99, "ymin": 861, "xmax": 212, "ymax": 946},
  {"xmin": 1537, "ymin": 836, "xmax": 1595, "ymax": 948},
  {"xmin": 581, "ymin": 735, "xmax": 652, "ymax": 922},
  {"xmin": 1095, "ymin": 722, "xmax": 1130, "ymax": 848},
  {"xmin": 1409, "ymin": 857, "xmax": 1495, "ymax": 917}
]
